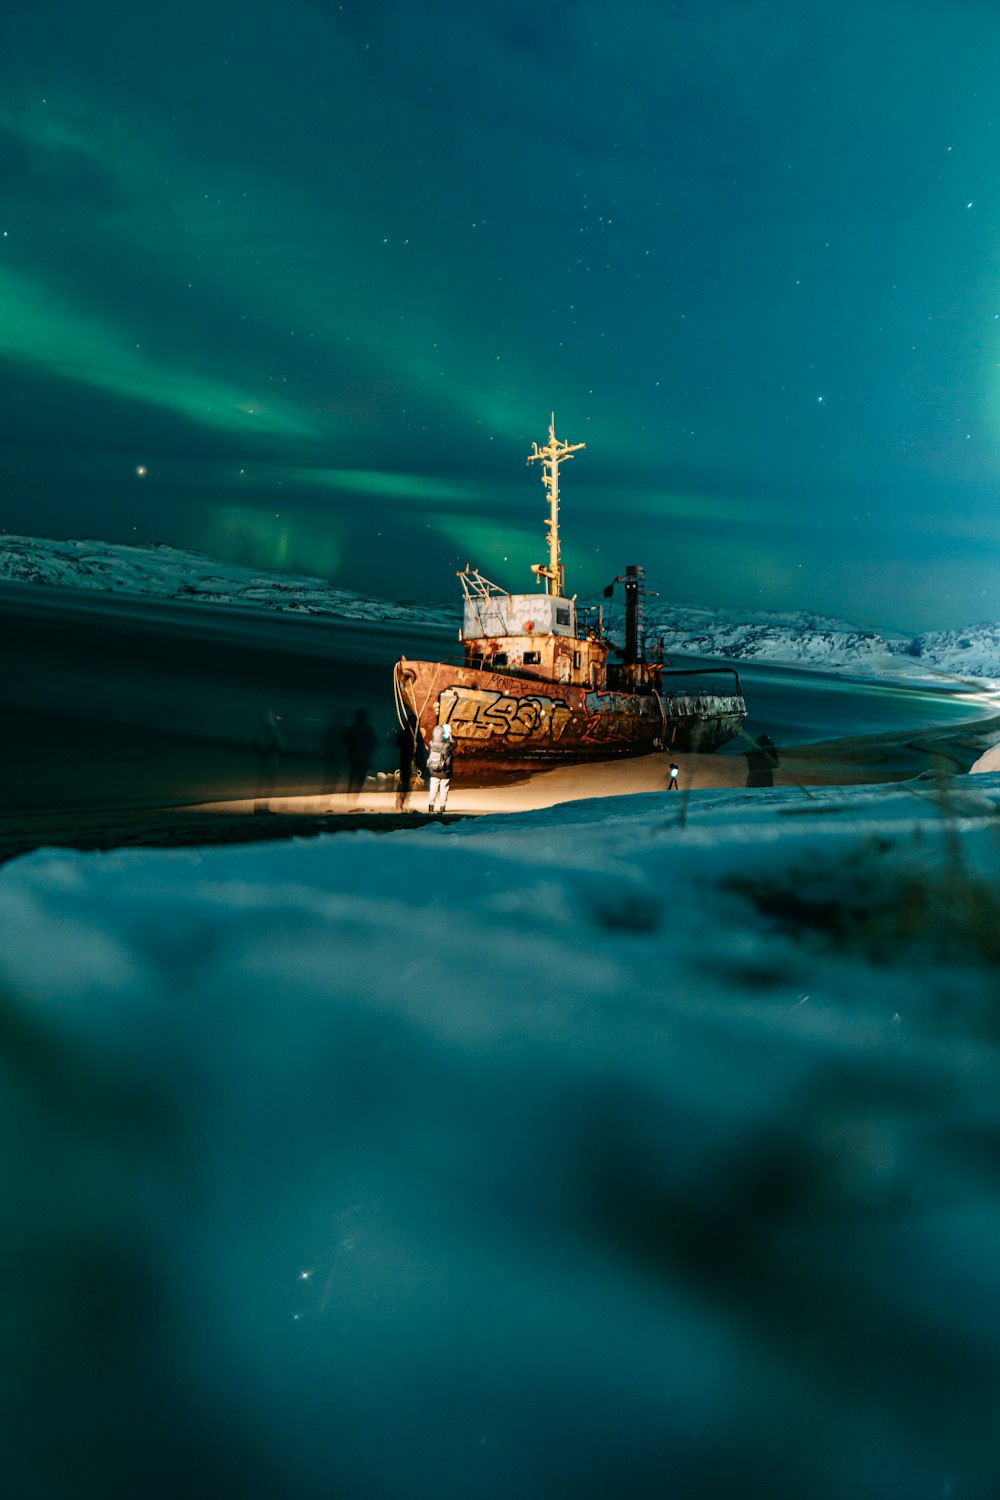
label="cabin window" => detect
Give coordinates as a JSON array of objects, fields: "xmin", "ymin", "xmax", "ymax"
[
  {"xmin": 524, "ymin": 650, "xmax": 541, "ymax": 665},
  {"xmin": 556, "ymin": 607, "xmax": 571, "ymax": 626},
  {"xmin": 492, "ymin": 652, "xmax": 508, "ymax": 668},
  {"xmin": 573, "ymin": 651, "xmax": 581, "ymax": 669}
]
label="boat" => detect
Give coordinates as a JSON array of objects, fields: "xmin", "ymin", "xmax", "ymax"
[{"xmin": 393, "ymin": 417, "xmax": 747, "ymax": 779}]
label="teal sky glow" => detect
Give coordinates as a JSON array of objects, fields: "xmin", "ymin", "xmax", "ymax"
[{"xmin": 3, "ymin": 0, "xmax": 1000, "ymax": 628}]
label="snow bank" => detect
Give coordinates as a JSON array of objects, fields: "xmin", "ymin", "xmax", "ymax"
[{"xmin": 4, "ymin": 780, "xmax": 1000, "ymax": 1496}]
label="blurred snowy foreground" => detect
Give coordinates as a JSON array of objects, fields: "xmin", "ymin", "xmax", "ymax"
[{"xmin": 5, "ymin": 775, "xmax": 1000, "ymax": 1498}]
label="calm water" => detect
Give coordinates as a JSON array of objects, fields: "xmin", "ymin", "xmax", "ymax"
[
  {"xmin": 2, "ymin": 582, "xmax": 995, "ymax": 813},
  {"xmin": 670, "ymin": 655, "xmax": 998, "ymax": 753}
]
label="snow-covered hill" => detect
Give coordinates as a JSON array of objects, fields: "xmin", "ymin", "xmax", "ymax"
[
  {"xmin": 645, "ymin": 602, "xmax": 901, "ymax": 671},
  {"xmin": 644, "ymin": 603, "xmax": 1000, "ymax": 681},
  {"xmin": 893, "ymin": 621, "xmax": 1000, "ymax": 679},
  {"xmin": 0, "ymin": 533, "xmax": 455, "ymax": 627},
  {"xmin": 3, "ymin": 532, "xmax": 1000, "ymax": 680}
]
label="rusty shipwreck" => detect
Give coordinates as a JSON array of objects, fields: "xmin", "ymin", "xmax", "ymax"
[{"xmin": 393, "ymin": 417, "xmax": 747, "ymax": 778}]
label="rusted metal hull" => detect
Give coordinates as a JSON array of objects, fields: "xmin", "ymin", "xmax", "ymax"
[{"xmin": 395, "ymin": 659, "xmax": 746, "ymax": 778}]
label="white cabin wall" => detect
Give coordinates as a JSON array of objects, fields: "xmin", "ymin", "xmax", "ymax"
[{"xmin": 462, "ymin": 594, "xmax": 577, "ymax": 641}]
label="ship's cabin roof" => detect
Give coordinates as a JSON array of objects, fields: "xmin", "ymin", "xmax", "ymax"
[{"xmin": 461, "ymin": 591, "xmax": 577, "ymax": 641}]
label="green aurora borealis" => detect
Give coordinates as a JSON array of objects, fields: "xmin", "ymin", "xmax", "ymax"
[{"xmin": 4, "ymin": 0, "xmax": 1000, "ymax": 628}]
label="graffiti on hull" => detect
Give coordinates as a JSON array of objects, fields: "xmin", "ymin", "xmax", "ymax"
[
  {"xmin": 438, "ymin": 683, "xmax": 665, "ymax": 750},
  {"xmin": 439, "ymin": 685, "xmax": 574, "ymax": 743},
  {"xmin": 582, "ymin": 689, "xmax": 662, "ymax": 744}
]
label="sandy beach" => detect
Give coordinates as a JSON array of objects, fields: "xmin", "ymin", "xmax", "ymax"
[{"xmin": 3, "ymin": 709, "xmax": 999, "ymax": 868}]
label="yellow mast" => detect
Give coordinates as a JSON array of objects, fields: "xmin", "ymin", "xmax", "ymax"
[{"xmin": 526, "ymin": 414, "xmax": 585, "ymax": 596}]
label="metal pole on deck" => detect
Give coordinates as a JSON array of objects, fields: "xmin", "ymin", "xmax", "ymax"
[{"xmin": 527, "ymin": 414, "xmax": 585, "ymax": 597}]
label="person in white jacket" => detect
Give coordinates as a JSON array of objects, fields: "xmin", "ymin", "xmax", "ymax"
[{"xmin": 426, "ymin": 724, "xmax": 454, "ymax": 813}]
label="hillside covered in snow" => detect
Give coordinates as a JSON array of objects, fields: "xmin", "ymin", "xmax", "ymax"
[
  {"xmin": 644, "ymin": 601, "xmax": 1000, "ymax": 681},
  {"xmin": 645, "ymin": 602, "xmax": 900, "ymax": 671},
  {"xmin": 892, "ymin": 620, "xmax": 1000, "ymax": 679},
  {"xmin": 3, "ymin": 532, "xmax": 1000, "ymax": 680},
  {"xmin": 0, "ymin": 533, "xmax": 452, "ymax": 627}
]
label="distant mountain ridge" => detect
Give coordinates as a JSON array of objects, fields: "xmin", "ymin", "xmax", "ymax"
[
  {"xmin": 642, "ymin": 603, "xmax": 1000, "ymax": 681},
  {"xmin": 894, "ymin": 621, "xmax": 1000, "ymax": 679},
  {"xmin": 3, "ymin": 533, "xmax": 999, "ymax": 681},
  {"xmin": 0, "ymin": 533, "xmax": 450, "ymax": 627},
  {"xmin": 644, "ymin": 602, "xmax": 897, "ymax": 671}
]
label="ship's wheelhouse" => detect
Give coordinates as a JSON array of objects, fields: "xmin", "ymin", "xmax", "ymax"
[
  {"xmin": 461, "ymin": 591, "xmax": 578, "ymax": 642},
  {"xmin": 460, "ymin": 590, "xmax": 607, "ymax": 687}
]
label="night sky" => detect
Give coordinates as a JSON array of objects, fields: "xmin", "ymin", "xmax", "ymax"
[{"xmin": 3, "ymin": 1, "xmax": 1000, "ymax": 630}]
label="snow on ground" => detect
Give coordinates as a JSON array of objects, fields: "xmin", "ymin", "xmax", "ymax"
[{"xmin": 4, "ymin": 776, "xmax": 1000, "ymax": 1497}]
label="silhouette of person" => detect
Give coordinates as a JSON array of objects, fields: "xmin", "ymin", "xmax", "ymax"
[
  {"xmin": 252, "ymin": 709, "xmax": 285, "ymax": 807},
  {"xmin": 321, "ymin": 712, "xmax": 348, "ymax": 794},
  {"xmin": 746, "ymin": 734, "xmax": 780, "ymax": 788},
  {"xmin": 394, "ymin": 717, "xmax": 421, "ymax": 811},
  {"xmin": 343, "ymin": 707, "xmax": 376, "ymax": 797},
  {"xmin": 667, "ymin": 762, "xmax": 680, "ymax": 791}
]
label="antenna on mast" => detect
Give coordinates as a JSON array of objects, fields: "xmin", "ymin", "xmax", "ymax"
[{"xmin": 526, "ymin": 413, "xmax": 585, "ymax": 596}]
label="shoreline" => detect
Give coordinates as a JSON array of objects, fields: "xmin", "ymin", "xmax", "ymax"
[{"xmin": 3, "ymin": 710, "xmax": 999, "ymax": 868}]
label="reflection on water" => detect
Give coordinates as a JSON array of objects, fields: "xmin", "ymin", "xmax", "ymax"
[
  {"xmin": 671, "ymin": 655, "xmax": 999, "ymax": 752},
  {"xmin": 1, "ymin": 583, "xmax": 459, "ymax": 813}
]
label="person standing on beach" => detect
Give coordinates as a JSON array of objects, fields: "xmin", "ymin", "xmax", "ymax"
[
  {"xmin": 394, "ymin": 718, "xmax": 422, "ymax": 811},
  {"xmin": 426, "ymin": 724, "xmax": 454, "ymax": 814},
  {"xmin": 343, "ymin": 708, "xmax": 376, "ymax": 797},
  {"xmin": 252, "ymin": 709, "xmax": 285, "ymax": 803},
  {"xmin": 668, "ymin": 761, "xmax": 680, "ymax": 791},
  {"xmin": 745, "ymin": 734, "xmax": 780, "ymax": 788}
]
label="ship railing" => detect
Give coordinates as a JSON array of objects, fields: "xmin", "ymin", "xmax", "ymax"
[
  {"xmin": 659, "ymin": 666, "xmax": 746, "ymax": 720},
  {"xmin": 662, "ymin": 693, "xmax": 747, "ymax": 720},
  {"xmin": 659, "ymin": 666, "xmax": 744, "ymax": 695},
  {"xmin": 458, "ymin": 567, "xmax": 511, "ymax": 603}
]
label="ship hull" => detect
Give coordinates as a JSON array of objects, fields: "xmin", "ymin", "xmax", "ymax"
[{"xmin": 395, "ymin": 660, "xmax": 746, "ymax": 778}]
